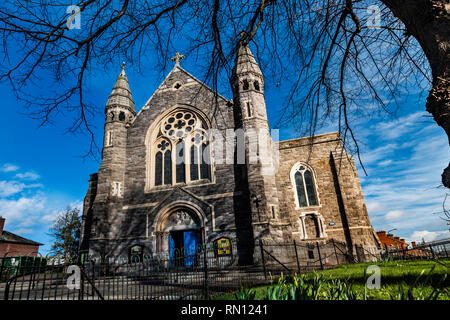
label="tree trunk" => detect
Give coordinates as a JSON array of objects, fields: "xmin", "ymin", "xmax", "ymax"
[{"xmin": 382, "ymin": 0, "xmax": 450, "ymax": 188}]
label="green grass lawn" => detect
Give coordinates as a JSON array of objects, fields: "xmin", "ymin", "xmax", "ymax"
[{"xmin": 215, "ymin": 259, "xmax": 450, "ymax": 300}]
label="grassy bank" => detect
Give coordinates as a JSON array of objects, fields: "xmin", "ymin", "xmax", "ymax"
[{"xmin": 215, "ymin": 259, "xmax": 450, "ymax": 300}]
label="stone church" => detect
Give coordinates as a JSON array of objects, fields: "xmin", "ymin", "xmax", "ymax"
[{"xmin": 80, "ymin": 43, "xmax": 380, "ymax": 264}]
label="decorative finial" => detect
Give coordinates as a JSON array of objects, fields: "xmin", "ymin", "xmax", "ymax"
[
  {"xmin": 120, "ymin": 61, "xmax": 126, "ymax": 76},
  {"xmin": 171, "ymin": 52, "xmax": 185, "ymax": 66}
]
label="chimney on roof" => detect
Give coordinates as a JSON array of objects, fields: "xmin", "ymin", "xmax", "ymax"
[{"xmin": 0, "ymin": 216, "xmax": 5, "ymax": 235}]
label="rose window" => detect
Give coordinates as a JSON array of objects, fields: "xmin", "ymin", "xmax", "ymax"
[
  {"xmin": 161, "ymin": 111, "xmax": 198, "ymax": 140},
  {"xmin": 152, "ymin": 110, "xmax": 211, "ymax": 187}
]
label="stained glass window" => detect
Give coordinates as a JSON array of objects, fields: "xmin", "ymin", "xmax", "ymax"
[
  {"xmin": 155, "ymin": 151, "xmax": 163, "ymax": 186},
  {"xmin": 164, "ymin": 150, "xmax": 172, "ymax": 185},
  {"xmin": 295, "ymin": 171, "xmax": 307, "ymax": 207},
  {"xmin": 200, "ymin": 143, "xmax": 210, "ymax": 180},
  {"xmin": 190, "ymin": 145, "xmax": 199, "ymax": 181},
  {"xmin": 304, "ymin": 170, "xmax": 317, "ymax": 206},
  {"xmin": 294, "ymin": 164, "xmax": 318, "ymax": 207},
  {"xmin": 176, "ymin": 141, "xmax": 185, "ymax": 183}
]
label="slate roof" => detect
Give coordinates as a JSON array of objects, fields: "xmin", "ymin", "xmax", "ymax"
[{"xmin": 0, "ymin": 230, "xmax": 43, "ymax": 246}]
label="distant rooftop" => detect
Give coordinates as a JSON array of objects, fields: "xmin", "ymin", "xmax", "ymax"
[{"xmin": 0, "ymin": 230, "xmax": 43, "ymax": 246}]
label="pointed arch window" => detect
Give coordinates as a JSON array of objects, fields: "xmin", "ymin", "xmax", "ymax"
[
  {"xmin": 292, "ymin": 164, "xmax": 318, "ymax": 208},
  {"xmin": 155, "ymin": 139, "xmax": 172, "ymax": 186},
  {"xmin": 175, "ymin": 140, "xmax": 186, "ymax": 183},
  {"xmin": 150, "ymin": 109, "xmax": 213, "ymax": 188},
  {"xmin": 200, "ymin": 142, "xmax": 211, "ymax": 179},
  {"xmin": 189, "ymin": 131, "xmax": 211, "ymax": 182}
]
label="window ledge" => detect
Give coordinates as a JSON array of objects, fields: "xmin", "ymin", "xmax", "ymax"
[
  {"xmin": 295, "ymin": 205, "xmax": 322, "ymax": 211},
  {"xmin": 146, "ymin": 179, "xmax": 214, "ymax": 192}
]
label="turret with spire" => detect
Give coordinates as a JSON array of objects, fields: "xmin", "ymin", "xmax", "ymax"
[
  {"xmin": 231, "ymin": 40, "xmax": 282, "ymax": 249},
  {"xmin": 89, "ymin": 63, "xmax": 135, "ymax": 242},
  {"xmin": 105, "ymin": 62, "xmax": 136, "ymax": 126}
]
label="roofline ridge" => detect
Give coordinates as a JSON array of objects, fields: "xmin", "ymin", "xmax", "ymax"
[{"xmin": 133, "ymin": 65, "xmax": 231, "ymax": 122}]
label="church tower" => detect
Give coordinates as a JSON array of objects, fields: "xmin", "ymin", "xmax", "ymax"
[
  {"xmin": 90, "ymin": 63, "xmax": 135, "ymax": 245},
  {"xmin": 231, "ymin": 41, "xmax": 282, "ymax": 245}
]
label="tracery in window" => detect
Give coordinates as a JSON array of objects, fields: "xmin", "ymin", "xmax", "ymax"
[
  {"xmin": 190, "ymin": 130, "xmax": 211, "ymax": 181},
  {"xmin": 150, "ymin": 109, "xmax": 212, "ymax": 187}
]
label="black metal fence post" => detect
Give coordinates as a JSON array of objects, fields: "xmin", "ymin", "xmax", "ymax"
[
  {"xmin": 79, "ymin": 265, "xmax": 85, "ymax": 300},
  {"xmin": 259, "ymin": 241, "xmax": 267, "ymax": 280},
  {"xmin": 443, "ymin": 244, "xmax": 449, "ymax": 258},
  {"xmin": 316, "ymin": 242, "xmax": 324, "ymax": 270},
  {"xmin": 429, "ymin": 245, "xmax": 435, "ymax": 259},
  {"xmin": 203, "ymin": 246, "xmax": 208, "ymax": 300},
  {"xmin": 293, "ymin": 240, "xmax": 300, "ymax": 273},
  {"xmin": 355, "ymin": 245, "xmax": 361, "ymax": 263}
]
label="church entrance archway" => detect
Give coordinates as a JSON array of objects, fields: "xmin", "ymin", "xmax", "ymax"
[{"xmin": 156, "ymin": 205, "xmax": 204, "ymax": 266}]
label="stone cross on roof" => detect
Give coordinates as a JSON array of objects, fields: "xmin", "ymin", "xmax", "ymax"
[{"xmin": 171, "ymin": 52, "xmax": 185, "ymax": 66}]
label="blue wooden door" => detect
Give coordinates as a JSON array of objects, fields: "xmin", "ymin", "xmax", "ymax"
[{"xmin": 183, "ymin": 230, "xmax": 200, "ymax": 266}]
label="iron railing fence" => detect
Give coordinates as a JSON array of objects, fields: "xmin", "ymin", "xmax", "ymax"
[
  {"xmin": 2, "ymin": 237, "xmax": 449, "ymax": 300},
  {"xmin": 381, "ymin": 238, "xmax": 450, "ymax": 261},
  {"xmin": 0, "ymin": 239, "xmax": 358, "ymax": 300}
]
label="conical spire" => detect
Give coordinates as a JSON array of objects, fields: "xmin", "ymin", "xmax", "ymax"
[
  {"xmin": 106, "ymin": 62, "xmax": 135, "ymax": 115},
  {"xmin": 232, "ymin": 41, "xmax": 262, "ymax": 77}
]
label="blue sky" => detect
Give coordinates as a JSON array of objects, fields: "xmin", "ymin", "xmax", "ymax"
[{"xmin": 0, "ymin": 52, "xmax": 449, "ymax": 255}]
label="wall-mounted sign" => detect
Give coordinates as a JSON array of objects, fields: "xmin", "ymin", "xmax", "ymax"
[
  {"xmin": 215, "ymin": 237, "xmax": 232, "ymax": 256},
  {"xmin": 129, "ymin": 245, "xmax": 143, "ymax": 263},
  {"xmin": 130, "ymin": 245, "xmax": 143, "ymax": 255}
]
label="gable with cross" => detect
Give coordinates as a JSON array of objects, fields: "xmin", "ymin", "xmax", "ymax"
[{"xmin": 171, "ymin": 52, "xmax": 185, "ymax": 66}]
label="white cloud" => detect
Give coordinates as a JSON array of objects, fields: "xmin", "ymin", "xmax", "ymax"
[
  {"xmin": 372, "ymin": 111, "xmax": 426, "ymax": 140},
  {"xmin": 0, "ymin": 195, "xmax": 47, "ymax": 223},
  {"xmin": 40, "ymin": 211, "xmax": 59, "ymax": 224},
  {"xmin": 359, "ymin": 110, "xmax": 449, "ymax": 241},
  {"xmin": 0, "ymin": 180, "xmax": 42, "ymax": 197},
  {"xmin": 0, "ymin": 163, "xmax": 19, "ymax": 172},
  {"xmin": 70, "ymin": 200, "xmax": 83, "ymax": 212},
  {"xmin": 11, "ymin": 228, "xmax": 34, "ymax": 235},
  {"xmin": 15, "ymin": 171, "xmax": 40, "ymax": 181},
  {"xmin": 385, "ymin": 210, "xmax": 407, "ymax": 221},
  {"xmin": 407, "ymin": 230, "xmax": 450, "ymax": 243}
]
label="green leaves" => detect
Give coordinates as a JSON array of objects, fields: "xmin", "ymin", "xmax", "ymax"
[
  {"xmin": 234, "ymin": 287, "xmax": 256, "ymax": 300},
  {"xmin": 232, "ymin": 260, "xmax": 449, "ymax": 300},
  {"xmin": 263, "ymin": 273, "xmax": 356, "ymax": 300}
]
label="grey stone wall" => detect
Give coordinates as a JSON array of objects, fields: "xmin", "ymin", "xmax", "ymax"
[{"xmin": 81, "ymin": 62, "xmax": 380, "ymax": 264}]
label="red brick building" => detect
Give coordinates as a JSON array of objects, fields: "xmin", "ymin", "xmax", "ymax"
[
  {"xmin": 376, "ymin": 231, "xmax": 408, "ymax": 249},
  {"xmin": 0, "ymin": 216, "xmax": 43, "ymax": 257}
]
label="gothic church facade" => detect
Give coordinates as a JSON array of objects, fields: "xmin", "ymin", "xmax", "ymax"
[{"xmin": 80, "ymin": 43, "xmax": 380, "ymax": 263}]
